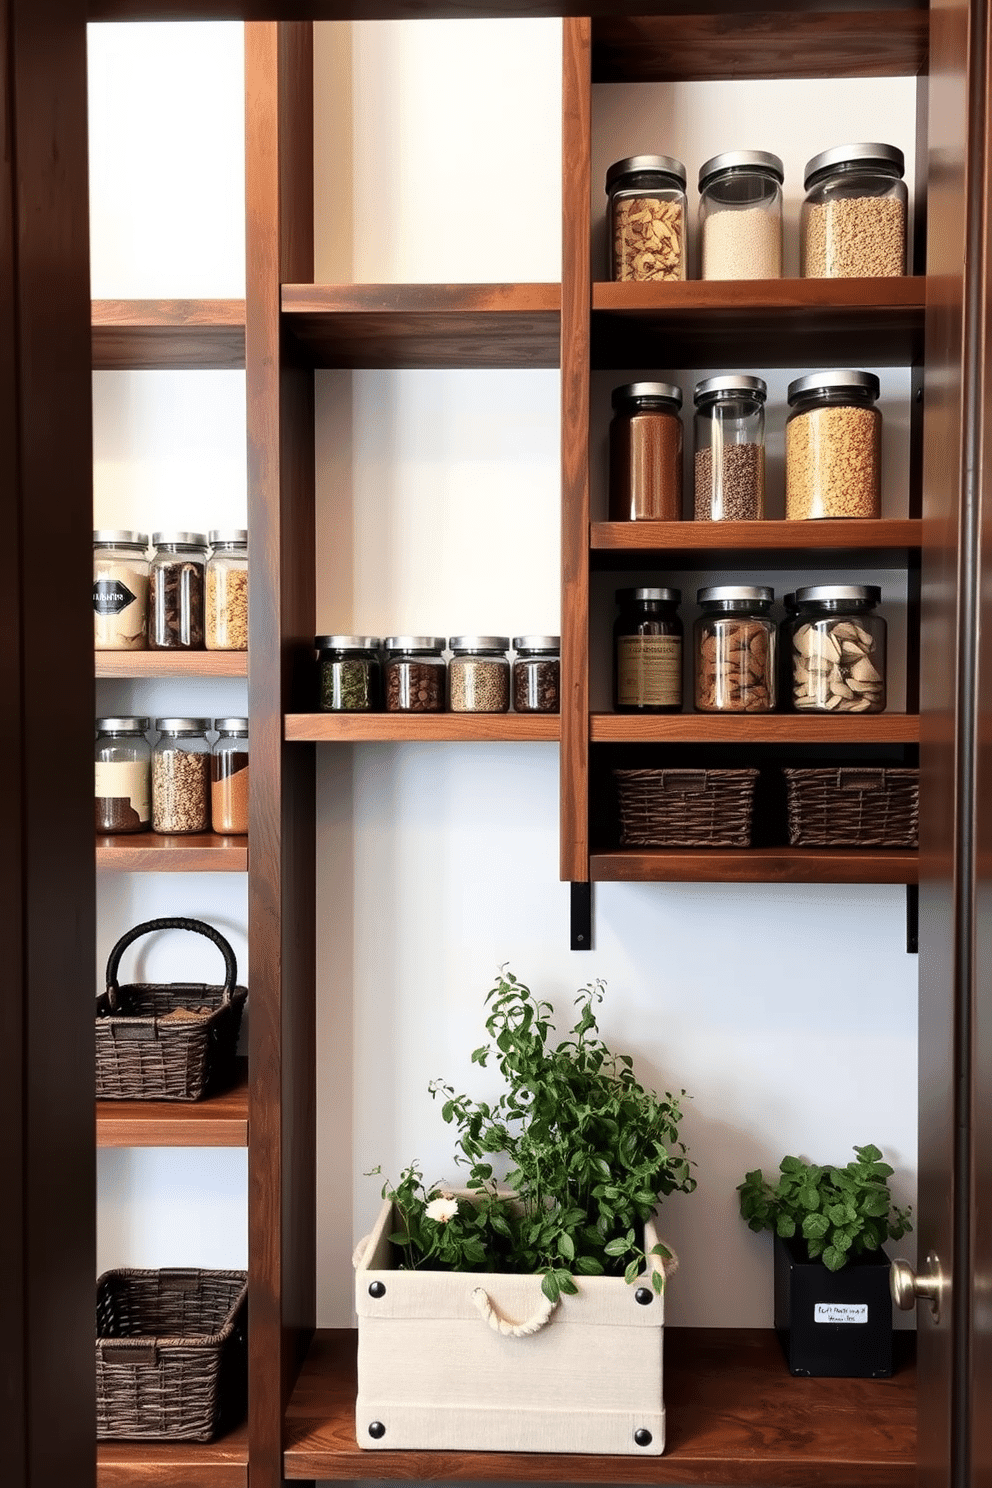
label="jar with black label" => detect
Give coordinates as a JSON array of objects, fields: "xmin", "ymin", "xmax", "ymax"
[
  {"xmin": 787, "ymin": 585, "xmax": 886, "ymax": 713},
  {"xmin": 606, "ymin": 155, "xmax": 687, "ymax": 282},
  {"xmin": 205, "ymin": 529, "xmax": 248, "ymax": 651},
  {"xmin": 512, "ymin": 636, "xmax": 560, "ymax": 713},
  {"xmin": 212, "ymin": 718, "xmax": 249, "ymax": 835},
  {"xmin": 93, "ymin": 531, "xmax": 149, "ymax": 650},
  {"xmin": 384, "ymin": 637, "xmax": 446, "ymax": 713},
  {"xmin": 95, "ymin": 717, "xmax": 151, "ymax": 834},
  {"xmin": 149, "ymin": 532, "xmax": 207, "ymax": 650},
  {"xmin": 152, "ymin": 718, "xmax": 211, "ymax": 833},
  {"xmin": 609, "ymin": 383, "xmax": 683, "ymax": 521},
  {"xmin": 317, "ymin": 636, "xmax": 382, "ymax": 712},
  {"xmin": 694, "ymin": 586, "xmax": 776, "ymax": 712},
  {"xmin": 802, "ymin": 143, "xmax": 907, "ymax": 278},
  {"xmin": 449, "ymin": 637, "xmax": 510, "ymax": 713},
  {"xmin": 613, "ymin": 588, "xmax": 682, "ymax": 713}
]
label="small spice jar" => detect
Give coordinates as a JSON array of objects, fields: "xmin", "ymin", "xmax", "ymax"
[
  {"xmin": 95, "ymin": 717, "xmax": 151, "ymax": 834},
  {"xmin": 785, "ymin": 370, "xmax": 881, "ymax": 519},
  {"xmin": 694, "ymin": 375, "xmax": 766, "ymax": 521},
  {"xmin": 448, "ymin": 637, "xmax": 510, "ymax": 713},
  {"xmin": 205, "ymin": 529, "xmax": 248, "ymax": 651},
  {"xmin": 152, "ymin": 717, "xmax": 211, "ymax": 833},
  {"xmin": 316, "ymin": 635, "xmax": 382, "ymax": 712},
  {"xmin": 788, "ymin": 585, "xmax": 886, "ymax": 713},
  {"xmin": 513, "ymin": 636, "xmax": 560, "ymax": 713},
  {"xmin": 801, "ymin": 143, "xmax": 907, "ymax": 277},
  {"xmin": 609, "ymin": 382, "xmax": 684, "ymax": 521},
  {"xmin": 613, "ymin": 587, "xmax": 683, "ymax": 713},
  {"xmin": 698, "ymin": 151, "xmax": 784, "ymax": 280},
  {"xmin": 93, "ymin": 531, "xmax": 149, "ymax": 650},
  {"xmin": 383, "ymin": 637, "xmax": 446, "ymax": 713},
  {"xmin": 149, "ymin": 532, "xmax": 207, "ymax": 650},
  {"xmin": 694, "ymin": 586, "xmax": 776, "ymax": 713},
  {"xmin": 606, "ymin": 155, "xmax": 687, "ymax": 282},
  {"xmin": 211, "ymin": 718, "xmax": 249, "ymax": 835}
]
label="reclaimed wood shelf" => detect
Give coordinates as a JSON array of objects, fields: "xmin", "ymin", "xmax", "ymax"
[
  {"xmin": 283, "ymin": 1327, "xmax": 915, "ymax": 1487},
  {"xmin": 97, "ymin": 1421, "xmax": 248, "ymax": 1488},
  {"xmin": 590, "ymin": 519, "xmax": 921, "ymax": 569},
  {"xmin": 96, "ymin": 833, "xmax": 248, "ymax": 873},
  {"xmin": 95, "ymin": 651, "xmax": 248, "ymax": 678},
  {"xmin": 285, "ymin": 713, "xmax": 560, "ymax": 743},
  {"xmin": 590, "ymin": 846, "xmax": 918, "ymax": 884},
  {"xmin": 590, "ymin": 713, "xmax": 919, "ymax": 744},
  {"xmin": 92, "ymin": 299, "xmax": 246, "ymax": 370},
  {"xmin": 281, "ymin": 283, "xmax": 561, "ymax": 368},
  {"xmin": 97, "ymin": 1060, "xmax": 249, "ymax": 1148}
]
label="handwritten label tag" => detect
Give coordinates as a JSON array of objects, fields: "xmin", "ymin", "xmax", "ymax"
[{"xmin": 815, "ymin": 1302, "xmax": 868, "ymax": 1324}]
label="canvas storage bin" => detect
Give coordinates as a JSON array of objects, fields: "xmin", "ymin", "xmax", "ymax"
[{"xmin": 354, "ymin": 1196, "xmax": 671, "ymax": 1455}]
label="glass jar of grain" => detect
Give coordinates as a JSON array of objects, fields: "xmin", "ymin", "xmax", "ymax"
[
  {"xmin": 449, "ymin": 637, "xmax": 510, "ymax": 713},
  {"xmin": 693, "ymin": 375, "xmax": 766, "ymax": 521},
  {"xmin": 785, "ymin": 370, "xmax": 881, "ymax": 519},
  {"xmin": 93, "ymin": 531, "xmax": 149, "ymax": 650},
  {"xmin": 212, "ymin": 718, "xmax": 249, "ymax": 835},
  {"xmin": 205, "ymin": 529, "xmax": 248, "ymax": 651},
  {"xmin": 95, "ymin": 717, "xmax": 151, "ymax": 834},
  {"xmin": 606, "ymin": 156, "xmax": 687, "ymax": 282},
  {"xmin": 787, "ymin": 586, "xmax": 886, "ymax": 713},
  {"xmin": 149, "ymin": 532, "xmax": 207, "ymax": 649},
  {"xmin": 609, "ymin": 382, "xmax": 684, "ymax": 521},
  {"xmin": 694, "ymin": 587, "xmax": 776, "ymax": 713},
  {"xmin": 698, "ymin": 151, "xmax": 783, "ymax": 280},
  {"xmin": 801, "ymin": 143, "xmax": 907, "ymax": 277},
  {"xmin": 384, "ymin": 637, "xmax": 447, "ymax": 713},
  {"xmin": 512, "ymin": 637, "xmax": 560, "ymax": 713},
  {"xmin": 152, "ymin": 718, "xmax": 211, "ymax": 834},
  {"xmin": 316, "ymin": 636, "xmax": 382, "ymax": 711}
]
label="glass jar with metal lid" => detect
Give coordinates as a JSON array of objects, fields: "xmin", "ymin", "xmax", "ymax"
[
  {"xmin": 316, "ymin": 636, "xmax": 382, "ymax": 712},
  {"xmin": 383, "ymin": 637, "xmax": 446, "ymax": 713},
  {"xmin": 787, "ymin": 585, "xmax": 886, "ymax": 713},
  {"xmin": 512, "ymin": 636, "xmax": 560, "ymax": 713},
  {"xmin": 149, "ymin": 532, "xmax": 207, "ymax": 650},
  {"xmin": 610, "ymin": 382, "xmax": 684, "ymax": 521},
  {"xmin": 211, "ymin": 718, "xmax": 249, "ymax": 835},
  {"xmin": 448, "ymin": 637, "xmax": 510, "ymax": 713},
  {"xmin": 698, "ymin": 151, "xmax": 784, "ymax": 280},
  {"xmin": 205, "ymin": 529, "xmax": 248, "ymax": 651},
  {"xmin": 694, "ymin": 587, "xmax": 776, "ymax": 713},
  {"xmin": 606, "ymin": 155, "xmax": 687, "ymax": 282},
  {"xmin": 613, "ymin": 588, "xmax": 683, "ymax": 713},
  {"xmin": 95, "ymin": 717, "xmax": 151, "ymax": 834},
  {"xmin": 93, "ymin": 531, "xmax": 149, "ymax": 650},
  {"xmin": 801, "ymin": 143, "xmax": 907, "ymax": 277},
  {"xmin": 694, "ymin": 376, "xmax": 766, "ymax": 521},
  {"xmin": 785, "ymin": 369, "xmax": 881, "ymax": 519},
  {"xmin": 152, "ymin": 717, "xmax": 211, "ymax": 833}
]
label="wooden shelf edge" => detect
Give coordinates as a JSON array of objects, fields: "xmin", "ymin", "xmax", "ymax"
[
  {"xmin": 96, "ymin": 834, "xmax": 248, "ymax": 873},
  {"xmin": 95, "ymin": 651, "xmax": 248, "ymax": 678},
  {"xmin": 97, "ymin": 1421, "xmax": 248, "ymax": 1488},
  {"xmin": 590, "ymin": 847, "xmax": 918, "ymax": 884},
  {"xmin": 590, "ymin": 518, "xmax": 921, "ymax": 555},
  {"xmin": 97, "ymin": 1061, "xmax": 249, "ymax": 1148},
  {"xmin": 591, "ymin": 278, "xmax": 925, "ymax": 313},
  {"xmin": 285, "ymin": 714, "xmax": 560, "ymax": 742},
  {"xmin": 92, "ymin": 299, "xmax": 246, "ymax": 371},
  {"xmin": 590, "ymin": 713, "xmax": 920, "ymax": 744},
  {"xmin": 281, "ymin": 282, "xmax": 561, "ymax": 313}
]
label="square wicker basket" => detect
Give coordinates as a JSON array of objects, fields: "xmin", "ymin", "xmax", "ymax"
[
  {"xmin": 614, "ymin": 768, "xmax": 759, "ymax": 848},
  {"xmin": 783, "ymin": 767, "xmax": 919, "ymax": 848}
]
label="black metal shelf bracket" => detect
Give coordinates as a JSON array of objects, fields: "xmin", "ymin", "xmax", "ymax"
[
  {"xmin": 571, "ymin": 882, "xmax": 592, "ymax": 951},
  {"xmin": 906, "ymin": 883, "xmax": 919, "ymax": 954}
]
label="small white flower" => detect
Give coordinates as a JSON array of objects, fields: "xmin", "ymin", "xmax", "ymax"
[{"xmin": 425, "ymin": 1196, "xmax": 459, "ymax": 1224}]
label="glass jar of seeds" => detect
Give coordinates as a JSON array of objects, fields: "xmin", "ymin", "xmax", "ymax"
[
  {"xmin": 384, "ymin": 637, "xmax": 446, "ymax": 713},
  {"xmin": 606, "ymin": 155, "xmax": 687, "ymax": 282},
  {"xmin": 149, "ymin": 532, "xmax": 207, "ymax": 649},
  {"xmin": 787, "ymin": 586, "xmax": 886, "ymax": 713},
  {"xmin": 448, "ymin": 637, "xmax": 510, "ymax": 713},
  {"xmin": 205, "ymin": 529, "xmax": 248, "ymax": 651},
  {"xmin": 316, "ymin": 636, "xmax": 382, "ymax": 712},
  {"xmin": 694, "ymin": 587, "xmax": 776, "ymax": 713},
  {"xmin": 694, "ymin": 375, "xmax": 766, "ymax": 521},
  {"xmin": 95, "ymin": 717, "xmax": 151, "ymax": 834},
  {"xmin": 152, "ymin": 718, "xmax": 211, "ymax": 833},
  {"xmin": 698, "ymin": 151, "xmax": 784, "ymax": 280},
  {"xmin": 513, "ymin": 636, "xmax": 560, "ymax": 713},
  {"xmin": 613, "ymin": 588, "xmax": 683, "ymax": 713},
  {"xmin": 211, "ymin": 718, "xmax": 249, "ymax": 835},
  {"xmin": 785, "ymin": 370, "xmax": 881, "ymax": 519},
  {"xmin": 801, "ymin": 143, "xmax": 907, "ymax": 277},
  {"xmin": 609, "ymin": 382, "xmax": 684, "ymax": 521},
  {"xmin": 93, "ymin": 531, "xmax": 149, "ymax": 650}
]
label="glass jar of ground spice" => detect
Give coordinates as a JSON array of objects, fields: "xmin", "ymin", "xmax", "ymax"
[
  {"xmin": 694, "ymin": 586, "xmax": 776, "ymax": 713},
  {"xmin": 449, "ymin": 637, "xmax": 510, "ymax": 713},
  {"xmin": 316, "ymin": 635, "xmax": 382, "ymax": 711},
  {"xmin": 785, "ymin": 370, "xmax": 881, "ymax": 519},
  {"xmin": 93, "ymin": 531, "xmax": 149, "ymax": 650},
  {"xmin": 149, "ymin": 532, "xmax": 207, "ymax": 649},
  {"xmin": 211, "ymin": 719, "xmax": 249, "ymax": 835},
  {"xmin": 613, "ymin": 588, "xmax": 683, "ymax": 713},
  {"xmin": 205, "ymin": 529, "xmax": 248, "ymax": 651},
  {"xmin": 609, "ymin": 382, "xmax": 684, "ymax": 522},
  {"xmin": 694, "ymin": 375, "xmax": 766, "ymax": 521},
  {"xmin": 95, "ymin": 717, "xmax": 151, "ymax": 834},
  {"xmin": 152, "ymin": 718, "xmax": 211, "ymax": 834},
  {"xmin": 512, "ymin": 636, "xmax": 560, "ymax": 713},
  {"xmin": 384, "ymin": 637, "xmax": 446, "ymax": 713},
  {"xmin": 698, "ymin": 151, "xmax": 784, "ymax": 280},
  {"xmin": 802, "ymin": 143, "xmax": 907, "ymax": 278},
  {"xmin": 788, "ymin": 585, "xmax": 886, "ymax": 713},
  {"xmin": 606, "ymin": 155, "xmax": 687, "ymax": 282}
]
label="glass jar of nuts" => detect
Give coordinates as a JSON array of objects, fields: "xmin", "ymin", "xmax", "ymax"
[
  {"xmin": 694, "ymin": 586, "xmax": 776, "ymax": 713},
  {"xmin": 448, "ymin": 637, "xmax": 510, "ymax": 713},
  {"xmin": 384, "ymin": 637, "xmax": 446, "ymax": 713},
  {"xmin": 785, "ymin": 370, "xmax": 881, "ymax": 519},
  {"xmin": 606, "ymin": 155, "xmax": 687, "ymax": 282},
  {"xmin": 801, "ymin": 143, "xmax": 907, "ymax": 278},
  {"xmin": 787, "ymin": 585, "xmax": 886, "ymax": 713},
  {"xmin": 694, "ymin": 375, "xmax": 766, "ymax": 521},
  {"xmin": 512, "ymin": 637, "xmax": 560, "ymax": 713}
]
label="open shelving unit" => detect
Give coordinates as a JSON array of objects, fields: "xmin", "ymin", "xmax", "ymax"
[{"xmin": 96, "ymin": 1060, "xmax": 249, "ymax": 1149}]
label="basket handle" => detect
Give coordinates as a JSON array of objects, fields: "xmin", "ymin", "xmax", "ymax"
[
  {"xmin": 658, "ymin": 771, "xmax": 708, "ymax": 794},
  {"xmin": 471, "ymin": 1286, "xmax": 558, "ymax": 1337},
  {"xmin": 99, "ymin": 1341, "xmax": 158, "ymax": 1365},
  {"xmin": 104, "ymin": 917, "xmax": 238, "ymax": 1009},
  {"xmin": 836, "ymin": 769, "xmax": 885, "ymax": 791}
]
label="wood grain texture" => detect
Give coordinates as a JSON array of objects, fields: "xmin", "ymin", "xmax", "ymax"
[
  {"xmin": 283, "ymin": 1327, "xmax": 916, "ymax": 1485},
  {"xmin": 87, "ymin": 1, "xmax": 930, "ymax": 20},
  {"xmin": 590, "ymin": 712, "xmax": 920, "ymax": 744},
  {"xmin": 96, "ymin": 1060, "xmax": 249, "ymax": 1147},
  {"xmin": 91, "ymin": 299, "xmax": 246, "ymax": 370},
  {"xmin": 591, "ymin": 518, "xmax": 920, "ymax": 567},
  {"xmin": 591, "ymin": 846, "xmax": 919, "ymax": 884},
  {"xmin": 95, "ymin": 834, "xmax": 248, "ymax": 873},
  {"xmin": 95, "ymin": 651, "xmax": 248, "ymax": 678},
  {"xmin": 285, "ymin": 714, "xmax": 560, "ymax": 742},
  {"xmin": 96, "ymin": 1423, "xmax": 248, "ymax": 1488}
]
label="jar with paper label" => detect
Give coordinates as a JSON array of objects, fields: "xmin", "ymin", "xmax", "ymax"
[
  {"xmin": 606, "ymin": 156, "xmax": 687, "ymax": 282},
  {"xmin": 95, "ymin": 717, "xmax": 151, "ymax": 834},
  {"xmin": 787, "ymin": 586, "xmax": 886, "ymax": 713},
  {"xmin": 694, "ymin": 586, "xmax": 776, "ymax": 712},
  {"xmin": 93, "ymin": 531, "xmax": 149, "ymax": 650},
  {"xmin": 613, "ymin": 588, "xmax": 683, "ymax": 713},
  {"xmin": 698, "ymin": 151, "xmax": 784, "ymax": 280}
]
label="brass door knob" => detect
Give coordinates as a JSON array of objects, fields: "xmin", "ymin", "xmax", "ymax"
[{"xmin": 891, "ymin": 1252, "xmax": 944, "ymax": 1322}]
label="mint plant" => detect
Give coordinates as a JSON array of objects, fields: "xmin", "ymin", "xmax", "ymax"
[
  {"xmin": 737, "ymin": 1144, "xmax": 912, "ymax": 1272},
  {"xmin": 374, "ymin": 969, "xmax": 695, "ymax": 1303}
]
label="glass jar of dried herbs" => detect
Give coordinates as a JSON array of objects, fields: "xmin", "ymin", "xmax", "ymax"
[
  {"xmin": 316, "ymin": 635, "xmax": 382, "ymax": 712},
  {"xmin": 149, "ymin": 532, "xmax": 207, "ymax": 649}
]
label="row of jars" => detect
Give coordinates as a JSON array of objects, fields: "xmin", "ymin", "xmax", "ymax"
[
  {"xmin": 95, "ymin": 717, "xmax": 250, "ymax": 836},
  {"xmin": 614, "ymin": 585, "xmax": 886, "ymax": 714},
  {"xmin": 611, "ymin": 371, "xmax": 881, "ymax": 523},
  {"xmin": 607, "ymin": 143, "xmax": 907, "ymax": 282},
  {"xmin": 317, "ymin": 636, "xmax": 561, "ymax": 714},
  {"xmin": 93, "ymin": 529, "xmax": 248, "ymax": 651}
]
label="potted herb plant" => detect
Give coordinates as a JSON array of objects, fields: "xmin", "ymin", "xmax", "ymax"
[
  {"xmin": 354, "ymin": 969, "xmax": 695, "ymax": 1456},
  {"xmin": 738, "ymin": 1145, "xmax": 913, "ymax": 1378}
]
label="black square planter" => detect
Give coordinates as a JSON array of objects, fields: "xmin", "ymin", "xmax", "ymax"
[{"xmin": 774, "ymin": 1232, "xmax": 893, "ymax": 1378}]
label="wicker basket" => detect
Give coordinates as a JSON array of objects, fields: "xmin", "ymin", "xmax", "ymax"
[
  {"xmin": 96, "ymin": 1268, "xmax": 248, "ymax": 1441},
  {"xmin": 783, "ymin": 767, "xmax": 919, "ymax": 847},
  {"xmin": 614, "ymin": 768, "xmax": 759, "ymax": 847},
  {"xmin": 95, "ymin": 917, "xmax": 247, "ymax": 1101}
]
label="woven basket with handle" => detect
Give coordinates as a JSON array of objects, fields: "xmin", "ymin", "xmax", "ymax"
[
  {"xmin": 783, "ymin": 766, "xmax": 919, "ymax": 847},
  {"xmin": 614, "ymin": 767, "xmax": 758, "ymax": 847}
]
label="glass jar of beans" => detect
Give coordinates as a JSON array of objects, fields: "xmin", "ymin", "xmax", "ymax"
[
  {"xmin": 609, "ymin": 382, "xmax": 684, "ymax": 521},
  {"xmin": 698, "ymin": 151, "xmax": 783, "ymax": 280},
  {"xmin": 694, "ymin": 586, "xmax": 776, "ymax": 713},
  {"xmin": 513, "ymin": 637, "xmax": 560, "ymax": 713},
  {"xmin": 448, "ymin": 637, "xmax": 510, "ymax": 713},
  {"xmin": 694, "ymin": 375, "xmax": 766, "ymax": 520},
  {"xmin": 384, "ymin": 637, "xmax": 446, "ymax": 712},
  {"xmin": 785, "ymin": 370, "xmax": 881, "ymax": 519},
  {"xmin": 606, "ymin": 155, "xmax": 687, "ymax": 282},
  {"xmin": 801, "ymin": 143, "xmax": 907, "ymax": 278},
  {"xmin": 151, "ymin": 718, "xmax": 211, "ymax": 833},
  {"xmin": 787, "ymin": 586, "xmax": 886, "ymax": 713}
]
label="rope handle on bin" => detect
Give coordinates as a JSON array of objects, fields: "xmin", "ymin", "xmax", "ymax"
[
  {"xmin": 104, "ymin": 917, "xmax": 238, "ymax": 1011},
  {"xmin": 471, "ymin": 1287, "xmax": 558, "ymax": 1337},
  {"xmin": 353, "ymin": 1235, "xmax": 372, "ymax": 1269}
]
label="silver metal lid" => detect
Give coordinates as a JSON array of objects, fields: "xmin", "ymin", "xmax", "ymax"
[
  {"xmin": 154, "ymin": 717, "xmax": 210, "ymax": 732},
  {"xmin": 151, "ymin": 531, "xmax": 208, "ymax": 548},
  {"xmin": 804, "ymin": 142, "xmax": 904, "ymax": 189},
  {"xmin": 694, "ymin": 374, "xmax": 767, "ymax": 404},
  {"xmin": 214, "ymin": 717, "xmax": 249, "ymax": 732},
  {"xmin": 96, "ymin": 716, "xmax": 149, "ymax": 732},
  {"xmin": 512, "ymin": 635, "xmax": 560, "ymax": 651},
  {"xmin": 795, "ymin": 585, "xmax": 882, "ymax": 604},
  {"xmin": 698, "ymin": 150, "xmax": 784, "ymax": 189},
  {"xmin": 698, "ymin": 585, "xmax": 774, "ymax": 605},
  {"xmin": 93, "ymin": 529, "xmax": 148, "ymax": 548},
  {"xmin": 384, "ymin": 636, "xmax": 446, "ymax": 652},
  {"xmin": 314, "ymin": 635, "xmax": 381, "ymax": 650},
  {"xmin": 616, "ymin": 587, "xmax": 681, "ymax": 604},
  {"xmin": 208, "ymin": 529, "xmax": 248, "ymax": 546},
  {"xmin": 787, "ymin": 369, "xmax": 880, "ymax": 404},
  {"xmin": 782, "ymin": 592, "xmax": 797, "ymax": 611},
  {"xmin": 449, "ymin": 636, "xmax": 510, "ymax": 653},
  {"xmin": 606, "ymin": 154, "xmax": 687, "ymax": 191},
  {"xmin": 612, "ymin": 381, "xmax": 683, "ymax": 410}
]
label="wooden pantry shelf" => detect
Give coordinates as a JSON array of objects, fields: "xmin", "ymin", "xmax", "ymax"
[
  {"xmin": 92, "ymin": 299, "xmax": 246, "ymax": 371},
  {"xmin": 281, "ymin": 283, "xmax": 561, "ymax": 368},
  {"xmin": 97, "ymin": 1421, "xmax": 248, "ymax": 1488},
  {"xmin": 97, "ymin": 1060, "xmax": 249, "ymax": 1148},
  {"xmin": 96, "ymin": 833, "xmax": 248, "ymax": 873},
  {"xmin": 95, "ymin": 651, "xmax": 248, "ymax": 679},
  {"xmin": 282, "ymin": 1326, "xmax": 915, "ymax": 1487},
  {"xmin": 590, "ymin": 518, "xmax": 921, "ymax": 569},
  {"xmin": 590, "ymin": 846, "xmax": 918, "ymax": 884},
  {"xmin": 590, "ymin": 713, "xmax": 919, "ymax": 744},
  {"xmin": 285, "ymin": 713, "xmax": 560, "ymax": 742}
]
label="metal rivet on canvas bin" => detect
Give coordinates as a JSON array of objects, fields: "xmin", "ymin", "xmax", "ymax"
[
  {"xmin": 368, "ymin": 1281, "xmax": 386, "ymax": 1298},
  {"xmin": 634, "ymin": 1429, "xmax": 653, "ymax": 1447},
  {"xmin": 634, "ymin": 1287, "xmax": 653, "ymax": 1305},
  {"xmin": 368, "ymin": 1421, "xmax": 386, "ymax": 1439}
]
